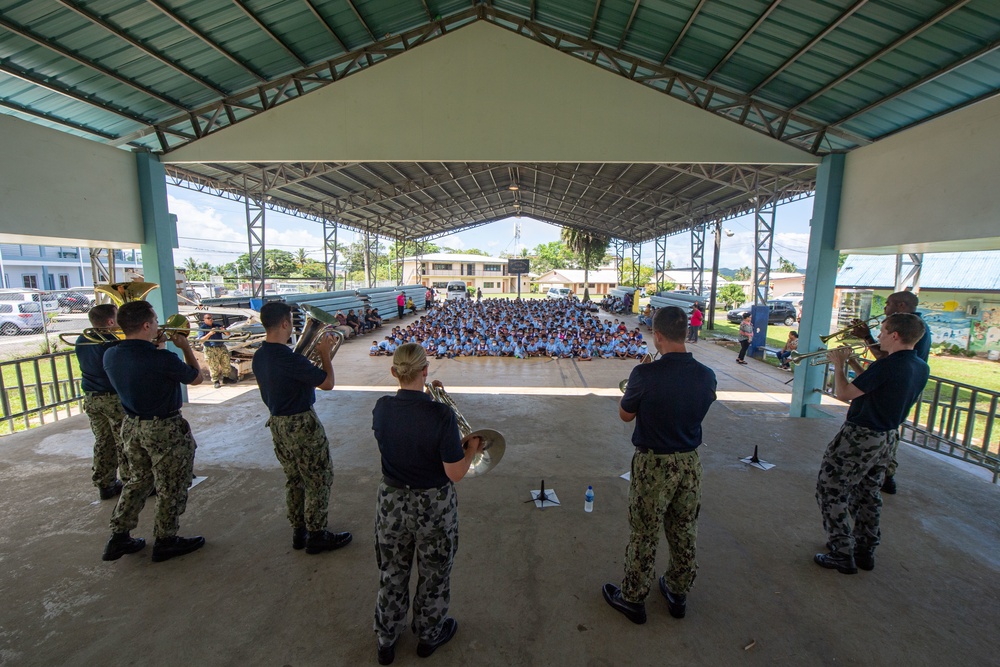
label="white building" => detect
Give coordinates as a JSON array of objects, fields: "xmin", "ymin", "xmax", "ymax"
[
  {"xmin": 533, "ymin": 268, "xmax": 619, "ymax": 295},
  {"xmin": 0, "ymin": 244, "xmax": 141, "ymax": 291},
  {"xmin": 399, "ymin": 253, "xmax": 529, "ymax": 294}
]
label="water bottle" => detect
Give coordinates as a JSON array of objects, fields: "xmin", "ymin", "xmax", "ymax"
[{"xmin": 584, "ymin": 485, "xmax": 594, "ymax": 513}]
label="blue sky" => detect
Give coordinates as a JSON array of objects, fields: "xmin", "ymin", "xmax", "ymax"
[{"xmin": 168, "ymin": 184, "xmax": 815, "ymax": 272}]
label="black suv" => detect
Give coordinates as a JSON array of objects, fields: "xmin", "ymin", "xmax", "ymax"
[{"xmin": 727, "ymin": 300, "xmax": 798, "ymax": 326}]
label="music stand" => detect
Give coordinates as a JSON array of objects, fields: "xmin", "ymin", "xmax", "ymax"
[
  {"xmin": 739, "ymin": 445, "xmax": 775, "ymax": 471},
  {"xmin": 526, "ymin": 479, "xmax": 560, "ymax": 509}
]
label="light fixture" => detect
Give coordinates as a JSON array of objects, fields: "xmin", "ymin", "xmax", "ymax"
[
  {"xmin": 725, "ymin": 229, "xmax": 735, "ymax": 238},
  {"xmin": 508, "ymin": 184, "xmax": 519, "ymax": 191}
]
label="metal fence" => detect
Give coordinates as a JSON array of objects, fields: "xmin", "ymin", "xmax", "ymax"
[
  {"xmin": 0, "ymin": 351, "xmax": 83, "ymax": 434},
  {"xmin": 821, "ymin": 367, "xmax": 1000, "ymax": 483}
]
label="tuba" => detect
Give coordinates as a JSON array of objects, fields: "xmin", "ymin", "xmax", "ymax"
[
  {"xmin": 292, "ymin": 304, "xmax": 345, "ymax": 364},
  {"xmin": 94, "ymin": 281, "xmax": 159, "ymax": 306},
  {"xmin": 424, "ymin": 382, "xmax": 505, "ymax": 477},
  {"xmin": 619, "ymin": 352, "xmax": 655, "ymax": 393}
]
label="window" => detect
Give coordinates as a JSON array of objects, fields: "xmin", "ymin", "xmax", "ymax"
[
  {"xmin": 22, "ymin": 275, "xmax": 37, "ymax": 289},
  {"xmin": 588, "ymin": 283, "xmax": 595, "ymax": 288},
  {"xmin": 0, "ymin": 304, "xmax": 11, "ymax": 314},
  {"xmin": 59, "ymin": 274, "xmax": 70, "ymax": 289},
  {"xmin": 431, "ymin": 282, "xmax": 448, "ymax": 288},
  {"xmin": 483, "ymin": 264, "xmax": 502, "ymax": 272},
  {"xmin": 432, "ymin": 263, "xmax": 453, "ymax": 270},
  {"xmin": 483, "ymin": 282, "xmax": 495, "ymax": 289}
]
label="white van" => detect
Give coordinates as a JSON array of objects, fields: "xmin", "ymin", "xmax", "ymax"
[
  {"xmin": 0, "ymin": 289, "xmax": 59, "ymax": 314},
  {"xmin": 0, "ymin": 301, "xmax": 43, "ymax": 335},
  {"xmin": 546, "ymin": 287, "xmax": 572, "ymax": 299},
  {"xmin": 446, "ymin": 281, "xmax": 468, "ymax": 301}
]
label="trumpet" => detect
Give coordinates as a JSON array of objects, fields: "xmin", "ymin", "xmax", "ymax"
[
  {"xmin": 619, "ymin": 352, "xmax": 656, "ymax": 393},
  {"xmin": 820, "ymin": 317, "xmax": 881, "ymax": 344},
  {"xmin": 789, "ymin": 342, "xmax": 871, "ymax": 366},
  {"xmin": 424, "ymin": 381, "xmax": 505, "ymax": 477}
]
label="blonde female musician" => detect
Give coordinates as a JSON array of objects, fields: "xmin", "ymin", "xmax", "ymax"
[{"xmin": 371, "ymin": 343, "xmax": 482, "ymax": 665}]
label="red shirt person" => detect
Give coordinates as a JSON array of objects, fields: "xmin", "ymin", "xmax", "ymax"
[{"xmin": 687, "ymin": 304, "xmax": 704, "ymax": 344}]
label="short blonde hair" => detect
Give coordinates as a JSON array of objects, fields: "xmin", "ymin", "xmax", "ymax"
[{"xmin": 392, "ymin": 343, "xmax": 428, "ymax": 383}]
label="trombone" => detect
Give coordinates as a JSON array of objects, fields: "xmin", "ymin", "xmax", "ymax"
[
  {"xmin": 820, "ymin": 317, "xmax": 881, "ymax": 344},
  {"xmin": 59, "ymin": 314, "xmax": 197, "ymax": 346},
  {"xmin": 788, "ymin": 341, "xmax": 871, "ymax": 367},
  {"xmin": 424, "ymin": 381, "xmax": 505, "ymax": 477}
]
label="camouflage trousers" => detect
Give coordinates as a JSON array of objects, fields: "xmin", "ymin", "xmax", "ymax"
[
  {"xmin": 204, "ymin": 345, "xmax": 231, "ymax": 382},
  {"xmin": 886, "ymin": 436, "xmax": 900, "ymax": 477},
  {"xmin": 816, "ymin": 422, "xmax": 896, "ymax": 553},
  {"xmin": 84, "ymin": 393, "xmax": 128, "ymax": 488},
  {"xmin": 110, "ymin": 414, "xmax": 197, "ymax": 539},
  {"xmin": 373, "ymin": 481, "xmax": 458, "ymax": 648},
  {"xmin": 622, "ymin": 449, "xmax": 702, "ymax": 601},
  {"xmin": 267, "ymin": 409, "xmax": 333, "ymax": 532}
]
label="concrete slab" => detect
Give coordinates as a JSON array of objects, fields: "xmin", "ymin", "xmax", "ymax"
[{"xmin": 1, "ymin": 313, "xmax": 997, "ymax": 666}]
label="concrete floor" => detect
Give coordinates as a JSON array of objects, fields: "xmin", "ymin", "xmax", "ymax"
[{"xmin": 1, "ymin": 313, "xmax": 998, "ymax": 666}]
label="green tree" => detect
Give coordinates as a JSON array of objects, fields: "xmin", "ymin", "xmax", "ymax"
[
  {"xmin": 718, "ymin": 283, "xmax": 748, "ymax": 309},
  {"xmin": 561, "ymin": 228, "xmax": 609, "ymax": 302},
  {"xmin": 838, "ymin": 252, "xmax": 848, "ymax": 269},
  {"xmin": 461, "ymin": 248, "xmax": 492, "ymax": 256},
  {"xmin": 734, "ymin": 266, "xmax": 751, "ymax": 281},
  {"xmin": 530, "ymin": 241, "xmax": 573, "ymax": 274},
  {"xmin": 619, "ymin": 259, "xmax": 654, "ymax": 289},
  {"xmin": 776, "ymin": 256, "xmax": 797, "ymax": 272},
  {"xmin": 295, "ymin": 248, "xmax": 308, "ymax": 268}
]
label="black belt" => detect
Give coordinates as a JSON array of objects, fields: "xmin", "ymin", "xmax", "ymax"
[
  {"xmin": 127, "ymin": 410, "xmax": 181, "ymax": 421},
  {"xmin": 382, "ymin": 475, "xmax": 442, "ymax": 492},
  {"xmin": 85, "ymin": 391, "xmax": 117, "ymax": 397}
]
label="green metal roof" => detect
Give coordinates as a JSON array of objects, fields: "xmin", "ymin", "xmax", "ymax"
[{"xmin": 0, "ymin": 1, "xmax": 996, "ymax": 154}]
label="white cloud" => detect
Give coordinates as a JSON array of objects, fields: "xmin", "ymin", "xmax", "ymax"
[
  {"xmin": 436, "ymin": 234, "xmax": 465, "ymax": 250},
  {"xmin": 168, "ymin": 195, "xmax": 244, "ymax": 265}
]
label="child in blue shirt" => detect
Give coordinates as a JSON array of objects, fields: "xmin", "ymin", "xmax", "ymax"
[{"xmin": 369, "ymin": 341, "xmax": 380, "ymax": 356}]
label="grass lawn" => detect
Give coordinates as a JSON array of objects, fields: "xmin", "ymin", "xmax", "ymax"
[{"xmin": 0, "ymin": 352, "xmax": 83, "ymax": 434}]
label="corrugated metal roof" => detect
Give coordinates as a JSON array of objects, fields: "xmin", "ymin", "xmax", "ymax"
[{"xmin": 836, "ymin": 251, "xmax": 1000, "ymax": 291}]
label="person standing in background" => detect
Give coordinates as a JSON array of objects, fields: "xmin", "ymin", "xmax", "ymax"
[
  {"xmin": 687, "ymin": 303, "xmax": 703, "ymax": 344},
  {"xmin": 736, "ymin": 313, "xmax": 752, "ymax": 365}
]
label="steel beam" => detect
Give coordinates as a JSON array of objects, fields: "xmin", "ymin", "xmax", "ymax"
[
  {"xmin": 660, "ymin": 0, "xmax": 707, "ymax": 65},
  {"xmin": 323, "ymin": 214, "xmax": 338, "ymax": 291},
  {"xmin": 690, "ymin": 223, "xmax": 705, "ymax": 294},
  {"xmin": 655, "ymin": 235, "xmax": 666, "ymax": 293},
  {"xmin": 894, "ymin": 253, "xmax": 923, "ymax": 294},
  {"xmin": 704, "ymin": 0, "xmax": 782, "ymax": 81},
  {"xmin": 614, "ymin": 239, "xmax": 626, "ymax": 286},
  {"xmin": 631, "ymin": 243, "xmax": 641, "ymax": 289},
  {"xmin": 752, "ymin": 197, "xmax": 775, "ymax": 306},
  {"xmin": 232, "ymin": 0, "xmax": 308, "ymax": 67},
  {"xmin": 244, "ymin": 176, "xmax": 266, "ymax": 299}
]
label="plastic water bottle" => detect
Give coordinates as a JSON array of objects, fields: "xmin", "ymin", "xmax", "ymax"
[{"xmin": 584, "ymin": 486, "xmax": 594, "ymax": 513}]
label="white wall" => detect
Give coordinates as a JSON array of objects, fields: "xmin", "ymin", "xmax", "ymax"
[
  {"xmin": 0, "ymin": 116, "xmax": 144, "ymax": 248},
  {"xmin": 166, "ymin": 22, "xmax": 816, "ymax": 166},
  {"xmin": 838, "ymin": 95, "xmax": 1000, "ymax": 253}
]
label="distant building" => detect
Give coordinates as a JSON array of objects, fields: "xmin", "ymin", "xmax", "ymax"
[
  {"xmin": 533, "ymin": 268, "xmax": 619, "ymax": 295},
  {"xmin": 837, "ymin": 252, "xmax": 1000, "ymax": 353},
  {"xmin": 398, "ymin": 253, "xmax": 527, "ymax": 294},
  {"xmin": 0, "ymin": 244, "xmax": 141, "ymax": 291}
]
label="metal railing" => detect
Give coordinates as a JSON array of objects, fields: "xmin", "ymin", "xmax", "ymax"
[
  {"xmin": 821, "ymin": 366, "xmax": 1000, "ymax": 483},
  {"xmin": 0, "ymin": 351, "xmax": 84, "ymax": 435}
]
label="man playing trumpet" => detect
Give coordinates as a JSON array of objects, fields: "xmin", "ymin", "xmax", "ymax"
[
  {"xmin": 252, "ymin": 302, "xmax": 352, "ymax": 555},
  {"xmin": 197, "ymin": 313, "xmax": 231, "ymax": 389},
  {"xmin": 814, "ymin": 313, "xmax": 929, "ymax": 575}
]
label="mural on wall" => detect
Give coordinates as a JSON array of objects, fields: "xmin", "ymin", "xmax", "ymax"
[
  {"xmin": 864, "ymin": 291, "xmax": 1000, "ymax": 354},
  {"xmin": 969, "ymin": 306, "xmax": 1000, "ymax": 353}
]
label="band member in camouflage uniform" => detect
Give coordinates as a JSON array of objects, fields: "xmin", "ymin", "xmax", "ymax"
[
  {"xmin": 603, "ymin": 306, "xmax": 717, "ymax": 624},
  {"xmin": 815, "ymin": 313, "xmax": 929, "ymax": 574},
  {"xmin": 197, "ymin": 313, "xmax": 231, "ymax": 388},
  {"xmin": 76, "ymin": 303, "xmax": 128, "ymax": 500},
  {"xmin": 850, "ymin": 291, "xmax": 932, "ymax": 494},
  {"xmin": 252, "ymin": 301, "xmax": 351, "ymax": 555},
  {"xmin": 101, "ymin": 300, "xmax": 206, "ymax": 563},
  {"xmin": 371, "ymin": 343, "xmax": 482, "ymax": 665}
]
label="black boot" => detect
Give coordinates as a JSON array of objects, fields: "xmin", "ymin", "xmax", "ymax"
[
  {"xmin": 305, "ymin": 530, "xmax": 352, "ymax": 555},
  {"xmin": 151, "ymin": 535, "xmax": 206, "ymax": 562},
  {"xmin": 658, "ymin": 576, "xmax": 687, "ymax": 619},
  {"xmin": 855, "ymin": 547, "xmax": 876, "ymax": 571},
  {"xmin": 881, "ymin": 475, "xmax": 897, "ymax": 494},
  {"xmin": 102, "ymin": 532, "xmax": 146, "ymax": 561},
  {"xmin": 99, "ymin": 479, "xmax": 124, "ymax": 500},
  {"xmin": 416, "ymin": 617, "xmax": 458, "ymax": 658},
  {"xmin": 601, "ymin": 584, "xmax": 646, "ymax": 624},
  {"xmin": 814, "ymin": 550, "xmax": 858, "ymax": 574},
  {"xmin": 292, "ymin": 526, "xmax": 307, "ymax": 550}
]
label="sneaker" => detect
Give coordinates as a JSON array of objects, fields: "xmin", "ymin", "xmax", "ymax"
[
  {"xmin": 658, "ymin": 576, "xmax": 687, "ymax": 619},
  {"xmin": 151, "ymin": 535, "xmax": 206, "ymax": 562},
  {"xmin": 601, "ymin": 583, "xmax": 646, "ymax": 624},
  {"xmin": 881, "ymin": 475, "xmax": 897, "ymax": 494},
  {"xmin": 814, "ymin": 550, "xmax": 858, "ymax": 574},
  {"xmin": 102, "ymin": 532, "xmax": 146, "ymax": 561},
  {"xmin": 305, "ymin": 530, "xmax": 352, "ymax": 555},
  {"xmin": 99, "ymin": 479, "xmax": 124, "ymax": 500},
  {"xmin": 416, "ymin": 617, "xmax": 458, "ymax": 658}
]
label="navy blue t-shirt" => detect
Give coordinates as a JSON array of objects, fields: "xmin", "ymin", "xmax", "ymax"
[
  {"xmin": 76, "ymin": 337, "xmax": 118, "ymax": 393},
  {"xmin": 372, "ymin": 389, "xmax": 464, "ymax": 488},
  {"xmin": 620, "ymin": 352, "xmax": 717, "ymax": 454},
  {"xmin": 847, "ymin": 349, "xmax": 930, "ymax": 432},
  {"xmin": 104, "ymin": 340, "xmax": 200, "ymax": 417},
  {"xmin": 252, "ymin": 342, "xmax": 328, "ymax": 416},
  {"xmin": 199, "ymin": 322, "xmax": 226, "ymax": 347},
  {"xmin": 913, "ymin": 315, "xmax": 932, "ymax": 362}
]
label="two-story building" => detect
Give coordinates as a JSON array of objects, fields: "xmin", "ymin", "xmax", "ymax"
[
  {"xmin": 0, "ymin": 244, "xmax": 142, "ymax": 291},
  {"xmin": 399, "ymin": 253, "xmax": 530, "ymax": 295}
]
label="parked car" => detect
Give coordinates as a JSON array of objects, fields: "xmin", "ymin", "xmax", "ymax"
[
  {"xmin": 0, "ymin": 302, "xmax": 43, "ymax": 335},
  {"xmin": 0, "ymin": 289, "xmax": 59, "ymax": 314},
  {"xmin": 546, "ymin": 287, "xmax": 572, "ymax": 299},
  {"xmin": 57, "ymin": 291, "xmax": 94, "ymax": 312},
  {"xmin": 727, "ymin": 300, "xmax": 798, "ymax": 326}
]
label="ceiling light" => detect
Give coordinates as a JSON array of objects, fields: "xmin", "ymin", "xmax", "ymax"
[
  {"xmin": 725, "ymin": 229, "xmax": 735, "ymax": 238},
  {"xmin": 508, "ymin": 184, "xmax": 519, "ymax": 191}
]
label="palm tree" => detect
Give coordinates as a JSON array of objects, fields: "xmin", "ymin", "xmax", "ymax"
[
  {"xmin": 561, "ymin": 228, "xmax": 610, "ymax": 302},
  {"xmin": 296, "ymin": 248, "xmax": 308, "ymax": 268}
]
